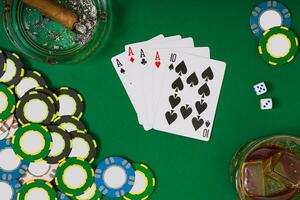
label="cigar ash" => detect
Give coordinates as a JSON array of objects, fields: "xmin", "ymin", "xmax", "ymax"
[
  {"xmin": 22, "ymin": 0, "xmax": 98, "ymax": 51},
  {"xmin": 68, "ymin": 0, "xmax": 98, "ymax": 44}
]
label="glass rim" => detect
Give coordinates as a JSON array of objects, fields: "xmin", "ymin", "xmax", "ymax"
[
  {"xmin": 231, "ymin": 134, "xmax": 300, "ymax": 199},
  {"xmin": 2, "ymin": 0, "xmax": 112, "ymax": 64}
]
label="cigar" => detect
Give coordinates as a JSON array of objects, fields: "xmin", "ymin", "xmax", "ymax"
[{"xmin": 22, "ymin": 0, "xmax": 78, "ymax": 29}]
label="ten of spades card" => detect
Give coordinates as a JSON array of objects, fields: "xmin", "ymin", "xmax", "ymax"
[{"xmin": 152, "ymin": 51, "xmax": 226, "ymax": 141}]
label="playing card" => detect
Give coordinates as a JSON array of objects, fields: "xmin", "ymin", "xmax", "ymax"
[
  {"xmin": 111, "ymin": 53, "xmax": 142, "ymax": 118},
  {"xmin": 124, "ymin": 38, "xmax": 196, "ymax": 129},
  {"xmin": 145, "ymin": 47, "xmax": 211, "ymax": 130},
  {"xmin": 111, "ymin": 35, "xmax": 168, "ymax": 126},
  {"xmin": 152, "ymin": 51, "xmax": 226, "ymax": 141},
  {"xmin": 124, "ymin": 35, "xmax": 182, "ymax": 64}
]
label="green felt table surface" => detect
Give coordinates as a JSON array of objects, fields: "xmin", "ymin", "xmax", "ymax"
[{"xmin": 1, "ymin": 0, "xmax": 300, "ymax": 199}]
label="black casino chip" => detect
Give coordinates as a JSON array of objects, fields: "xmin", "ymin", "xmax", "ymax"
[
  {"xmin": 69, "ymin": 130, "xmax": 97, "ymax": 164},
  {"xmin": 27, "ymin": 86, "xmax": 60, "ymax": 113},
  {"xmin": 53, "ymin": 115, "xmax": 86, "ymax": 133},
  {"xmin": 45, "ymin": 125, "xmax": 72, "ymax": 164},
  {"xmin": 0, "ymin": 50, "xmax": 5, "ymax": 78},
  {"xmin": 0, "ymin": 52, "xmax": 24, "ymax": 87},
  {"xmin": 16, "ymin": 91, "xmax": 56, "ymax": 125},
  {"xmin": 55, "ymin": 87, "xmax": 84, "ymax": 119},
  {"xmin": 14, "ymin": 70, "xmax": 47, "ymax": 98}
]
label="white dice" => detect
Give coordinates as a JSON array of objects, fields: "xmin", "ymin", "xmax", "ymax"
[
  {"xmin": 254, "ymin": 82, "xmax": 267, "ymax": 96},
  {"xmin": 260, "ymin": 98, "xmax": 273, "ymax": 110}
]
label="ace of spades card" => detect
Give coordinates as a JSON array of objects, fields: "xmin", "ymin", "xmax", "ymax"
[{"xmin": 152, "ymin": 51, "xmax": 226, "ymax": 141}]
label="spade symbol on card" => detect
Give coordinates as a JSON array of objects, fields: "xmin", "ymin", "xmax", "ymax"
[
  {"xmin": 169, "ymin": 94, "xmax": 181, "ymax": 109},
  {"xmin": 172, "ymin": 77, "xmax": 184, "ymax": 92},
  {"xmin": 186, "ymin": 72, "xmax": 199, "ymax": 87},
  {"xmin": 169, "ymin": 64, "xmax": 174, "ymax": 71},
  {"xmin": 192, "ymin": 116, "xmax": 204, "ymax": 131},
  {"xmin": 202, "ymin": 67, "xmax": 214, "ymax": 81},
  {"xmin": 120, "ymin": 68, "xmax": 125, "ymax": 74},
  {"xmin": 195, "ymin": 100, "xmax": 207, "ymax": 115},
  {"xmin": 175, "ymin": 61, "xmax": 187, "ymax": 76},
  {"xmin": 180, "ymin": 104, "xmax": 192, "ymax": 119},
  {"xmin": 165, "ymin": 110, "xmax": 177, "ymax": 125},
  {"xmin": 205, "ymin": 120, "xmax": 211, "ymax": 127},
  {"xmin": 198, "ymin": 83, "xmax": 210, "ymax": 97}
]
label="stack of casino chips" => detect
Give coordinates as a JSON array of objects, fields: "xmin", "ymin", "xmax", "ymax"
[
  {"xmin": 0, "ymin": 51, "xmax": 157, "ymax": 199},
  {"xmin": 250, "ymin": 1, "xmax": 298, "ymax": 66}
]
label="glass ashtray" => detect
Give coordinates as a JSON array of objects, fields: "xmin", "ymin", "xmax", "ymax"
[{"xmin": 3, "ymin": 0, "xmax": 111, "ymax": 64}]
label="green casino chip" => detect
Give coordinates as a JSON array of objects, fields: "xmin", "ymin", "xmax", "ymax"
[
  {"xmin": 55, "ymin": 158, "xmax": 94, "ymax": 197},
  {"xmin": 0, "ymin": 83, "xmax": 16, "ymax": 122},
  {"xmin": 72, "ymin": 183, "xmax": 102, "ymax": 200},
  {"xmin": 124, "ymin": 163, "xmax": 156, "ymax": 200},
  {"xmin": 258, "ymin": 26, "xmax": 299, "ymax": 66},
  {"xmin": 17, "ymin": 180, "xmax": 57, "ymax": 200},
  {"xmin": 12, "ymin": 124, "xmax": 52, "ymax": 162},
  {"xmin": 16, "ymin": 91, "xmax": 56, "ymax": 125}
]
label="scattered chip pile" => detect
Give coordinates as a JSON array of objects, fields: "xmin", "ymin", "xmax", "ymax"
[
  {"xmin": 250, "ymin": 1, "xmax": 299, "ymax": 66},
  {"xmin": 0, "ymin": 51, "xmax": 156, "ymax": 199}
]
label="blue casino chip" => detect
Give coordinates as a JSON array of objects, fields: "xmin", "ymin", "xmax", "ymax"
[
  {"xmin": 95, "ymin": 157, "xmax": 135, "ymax": 198},
  {"xmin": 0, "ymin": 175, "xmax": 21, "ymax": 200},
  {"xmin": 57, "ymin": 191, "xmax": 70, "ymax": 200},
  {"xmin": 0, "ymin": 139, "xmax": 29, "ymax": 179},
  {"xmin": 250, "ymin": 1, "xmax": 291, "ymax": 38}
]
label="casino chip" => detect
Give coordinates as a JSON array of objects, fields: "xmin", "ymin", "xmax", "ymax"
[
  {"xmin": 0, "ymin": 50, "xmax": 6, "ymax": 78},
  {"xmin": 258, "ymin": 26, "xmax": 298, "ymax": 65},
  {"xmin": 55, "ymin": 158, "xmax": 94, "ymax": 197},
  {"xmin": 19, "ymin": 161, "xmax": 58, "ymax": 184},
  {"xmin": 53, "ymin": 116, "xmax": 86, "ymax": 133},
  {"xmin": 250, "ymin": 1, "xmax": 292, "ymax": 38},
  {"xmin": 0, "ymin": 83, "xmax": 16, "ymax": 122},
  {"xmin": 16, "ymin": 91, "xmax": 56, "ymax": 125},
  {"xmin": 28, "ymin": 86, "xmax": 60, "ymax": 113},
  {"xmin": 45, "ymin": 125, "xmax": 72, "ymax": 164},
  {"xmin": 58, "ymin": 191, "xmax": 70, "ymax": 200},
  {"xmin": 124, "ymin": 163, "xmax": 156, "ymax": 200},
  {"xmin": 17, "ymin": 180, "xmax": 57, "ymax": 200},
  {"xmin": 14, "ymin": 71, "xmax": 47, "ymax": 98},
  {"xmin": 0, "ymin": 174, "xmax": 21, "ymax": 200},
  {"xmin": 69, "ymin": 130, "xmax": 97, "ymax": 163},
  {"xmin": 0, "ymin": 52, "xmax": 24, "ymax": 88},
  {"xmin": 73, "ymin": 182, "xmax": 102, "ymax": 200},
  {"xmin": 0, "ymin": 114, "xmax": 14, "ymax": 140},
  {"xmin": 0, "ymin": 139, "xmax": 29, "ymax": 179},
  {"xmin": 56, "ymin": 87, "xmax": 84, "ymax": 119},
  {"xmin": 12, "ymin": 124, "xmax": 52, "ymax": 162},
  {"xmin": 5, "ymin": 116, "xmax": 19, "ymax": 140},
  {"xmin": 95, "ymin": 157, "xmax": 135, "ymax": 198}
]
